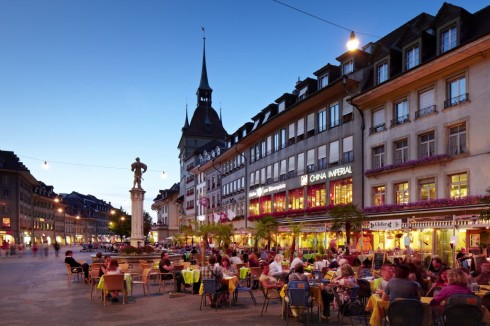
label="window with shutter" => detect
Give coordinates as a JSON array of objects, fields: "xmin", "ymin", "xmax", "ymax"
[
  {"xmin": 417, "ymin": 88, "xmax": 436, "ymax": 118},
  {"xmin": 329, "ymin": 140, "xmax": 339, "ymax": 166}
]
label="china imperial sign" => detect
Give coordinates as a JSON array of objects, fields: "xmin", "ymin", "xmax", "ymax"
[
  {"xmin": 248, "ymin": 183, "xmax": 287, "ymax": 198},
  {"xmin": 300, "ymin": 165, "xmax": 353, "ymax": 186}
]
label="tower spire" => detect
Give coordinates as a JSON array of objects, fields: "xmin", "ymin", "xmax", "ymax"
[
  {"xmin": 197, "ymin": 27, "xmax": 212, "ymax": 108},
  {"xmin": 184, "ymin": 100, "xmax": 189, "ymax": 129}
]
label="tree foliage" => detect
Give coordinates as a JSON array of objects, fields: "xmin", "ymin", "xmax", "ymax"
[
  {"xmin": 329, "ymin": 204, "xmax": 365, "ymax": 255},
  {"xmin": 252, "ymin": 216, "xmax": 279, "ymax": 252}
]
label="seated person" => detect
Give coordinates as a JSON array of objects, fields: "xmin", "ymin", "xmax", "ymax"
[
  {"xmin": 220, "ymin": 256, "xmax": 237, "ymax": 277},
  {"xmin": 428, "ymin": 257, "xmax": 446, "ymax": 281},
  {"xmin": 357, "ymin": 260, "xmax": 372, "ymax": 279},
  {"xmin": 93, "ymin": 251, "xmax": 104, "ymax": 263},
  {"xmin": 289, "ymin": 252, "xmax": 305, "ymax": 272},
  {"xmin": 320, "ymin": 264, "xmax": 357, "ymax": 321},
  {"xmin": 248, "ymin": 253, "xmax": 260, "ymax": 267},
  {"xmin": 382, "ymin": 264, "xmax": 421, "ymax": 302},
  {"xmin": 430, "ymin": 268, "xmax": 472, "ymax": 306},
  {"xmin": 471, "ymin": 262, "xmax": 490, "ymax": 285},
  {"xmin": 99, "ymin": 255, "xmax": 112, "ymax": 277},
  {"xmin": 456, "ymin": 248, "xmax": 471, "ymax": 269},
  {"xmin": 159, "ymin": 250, "xmax": 183, "ymax": 292},
  {"xmin": 259, "ymin": 263, "xmax": 284, "ymax": 292},
  {"xmin": 288, "ymin": 263, "xmax": 308, "ymax": 282},
  {"xmin": 371, "ymin": 263, "xmax": 394, "ymax": 296},
  {"xmin": 426, "ymin": 267, "xmax": 450, "ymax": 296},
  {"xmin": 201, "ymin": 255, "xmax": 227, "ymax": 306},
  {"xmin": 65, "ymin": 250, "xmax": 90, "ymax": 282},
  {"xmin": 269, "ymin": 254, "xmax": 289, "ymax": 281},
  {"xmin": 314, "ymin": 255, "xmax": 327, "ymax": 271},
  {"xmin": 230, "ymin": 250, "xmax": 242, "ymax": 265}
]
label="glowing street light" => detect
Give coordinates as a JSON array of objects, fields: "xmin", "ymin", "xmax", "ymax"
[{"xmin": 346, "ymin": 31, "xmax": 360, "ymax": 51}]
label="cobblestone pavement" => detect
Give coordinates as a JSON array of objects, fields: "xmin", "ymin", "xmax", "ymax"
[{"xmin": 0, "ymin": 247, "xmax": 368, "ymax": 325}]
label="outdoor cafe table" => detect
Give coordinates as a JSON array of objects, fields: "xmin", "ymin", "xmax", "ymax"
[
  {"xmin": 239, "ymin": 267, "xmax": 250, "ymax": 280},
  {"xmin": 182, "ymin": 268, "xmax": 200, "ymax": 285},
  {"xmin": 280, "ymin": 282, "xmax": 323, "ymax": 317},
  {"xmin": 358, "ymin": 254, "xmax": 374, "ymax": 263},
  {"xmin": 386, "ymin": 255, "xmax": 406, "ymax": 264},
  {"xmin": 199, "ymin": 276, "xmax": 238, "ymax": 297},
  {"xmin": 97, "ymin": 273, "xmax": 132, "ymax": 295}
]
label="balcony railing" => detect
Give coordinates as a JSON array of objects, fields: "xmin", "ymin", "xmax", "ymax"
[
  {"xmin": 391, "ymin": 115, "xmax": 409, "ymax": 127},
  {"xmin": 369, "ymin": 123, "xmax": 386, "ymax": 134},
  {"xmin": 444, "ymin": 93, "xmax": 469, "ymax": 108},
  {"xmin": 415, "ymin": 105, "xmax": 437, "ymax": 119}
]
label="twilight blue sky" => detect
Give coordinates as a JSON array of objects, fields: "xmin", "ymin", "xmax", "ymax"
[{"xmin": 1, "ymin": 0, "xmax": 487, "ymax": 220}]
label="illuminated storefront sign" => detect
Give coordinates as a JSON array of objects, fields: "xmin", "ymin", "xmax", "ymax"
[
  {"xmin": 301, "ymin": 165, "xmax": 353, "ymax": 186},
  {"xmin": 369, "ymin": 219, "xmax": 402, "ymax": 231},
  {"xmin": 248, "ymin": 183, "xmax": 286, "ymax": 198}
]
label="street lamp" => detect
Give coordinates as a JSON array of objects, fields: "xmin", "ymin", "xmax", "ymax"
[{"xmin": 346, "ymin": 31, "xmax": 360, "ymax": 51}]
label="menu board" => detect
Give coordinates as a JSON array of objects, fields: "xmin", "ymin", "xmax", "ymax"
[{"xmin": 372, "ymin": 252, "xmax": 385, "ymax": 270}]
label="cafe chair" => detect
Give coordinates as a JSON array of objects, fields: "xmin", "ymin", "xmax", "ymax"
[
  {"xmin": 333, "ymin": 285, "xmax": 367, "ymax": 326},
  {"xmin": 65, "ymin": 263, "xmax": 83, "ymax": 285},
  {"xmin": 119, "ymin": 263, "xmax": 129, "ymax": 274},
  {"xmin": 235, "ymin": 263, "xmax": 246, "ymax": 270},
  {"xmin": 445, "ymin": 294, "xmax": 481, "ymax": 308},
  {"xmin": 249, "ymin": 267, "xmax": 262, "ymax": 290},
  {"xmin": 443, "ymin": 304, "xmax": 482, "ymax": 326},
  {"xmin": 89, "ymin": 269, "xmax": 101, "ymax": 301},
  {"xmin": 260, "ymin": 280, "xmax": 282, "ymax": 317},
  {"xmin": 159, "ymin": 272, "xmax": 175, "ymax": 293},
  {"xmin": 102, "ymin": 274, "xmax": 126, "ymax": 306},
  {"xmin": 131, "ymin": 268, "xmax": 151, "ymax": 296},
  {"xmin": 312, "ymin": 270, "xmax": 322, "ymax": 282},
  {"xmin": 234, "ymin": 278, "xmax": 257, "ymax": 306},
  {"xmin": 285, "ymin": 281, "xmax": 313, "ymax": 325},
  {"xmin": 90, "ymin": 263, "xmax": 103, "ymax": 272},
  {"xmin": 481, "ymin": 292, "xmax": 490, "ymax": 312},
  {"xmin": 356, "ymin": 279, "xmax": 372, "ymax": 306},
  {"xmin": 385, "ymin": 299, "xmax": 424, "ymax": 326},
  {"xmin": 200, "ymin": 279, "xmax": 223, "ymax": 311}
]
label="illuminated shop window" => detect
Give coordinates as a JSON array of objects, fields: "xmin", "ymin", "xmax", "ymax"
[
  {"xmin": 307, "ymin": 184, "xmax": 326, "ymax": 208},
  {"xmin": 260, "ymin": 195, "xmax": 272, "ymax": 214},
  {"xmin": 273, "ymin": 192, "xmax": 286, "ymax": 212},
  {"xmin": 288, "ymin": 188, "xmax": 304, "ymax": 210},
  {"xmin": 449, "ymin": 173, "xmax": 467, "ymax": 199},
  {"xmin": 329, "ymin": 177, "xmax": 352, "ymax": 205}
]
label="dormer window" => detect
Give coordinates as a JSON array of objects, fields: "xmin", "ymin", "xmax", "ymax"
[
  {"xmin": 297, "ymin": 87, "xmax": 307, "ymax": 101},
  {"xmin": 278, "ymin": 101, "xmax": 286, "ymax": 113},
  {"xmin": 441, "ymin": 25, "xmax": 457, "ymax": 53},
  {"xmin": 342, "ymin": 59, "xmax": 353, "ymax": 75},
  {"xmin": 405, "ymin": 45, "xmax": 420, "ymax": 70},
  {"xmin": 234, "ymin": 135, "xmax": 238, "ymax": 143},
  {"xmin": 319, "ymin": 73, "xmax": 329, "ymax": 88},
  {"xmin": 251, "ymin": 119, "xmax": 260, "ymax": 131},
  {"xmin": 376, "ymin": 61, "xmax": 389, "ymax": 84},
  {"xmin": 242, "ymin": 129, "xmax": 247, "ymax": 138},
  {"xmin": 263, "ymin": 111, "xmax": 271, "ymax": 123}
]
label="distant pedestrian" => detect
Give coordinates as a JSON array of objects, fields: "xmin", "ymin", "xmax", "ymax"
[
  {"xmin": 53, "ymin": 242, "xmax": 60, "ymax": 257},
  {"xmin": 18, "ymin": 243, "xmax": 24, "ymax": 258},
  {"xmin": 2, "ymin": 240, "xmax": 8, "ymax": 257},
  {"xmin": 32, "ymin": 242, "xmax": 38, "ymax": 257},
  {"xmin": 43, "ymin": 242, "xmax": 49, "ymax": 257}
]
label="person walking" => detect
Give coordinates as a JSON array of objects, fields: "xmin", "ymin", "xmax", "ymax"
[
  {"xmin": 53, "ymin": 242, "xmax": 60, "ymax": 257},
  {"xmin": 43, "ymin": 242, "xmax": 49, "ymax": 257},
  {"xmin": 32, "ymin": 242, "xmax": 38, "ymax": 257}
]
